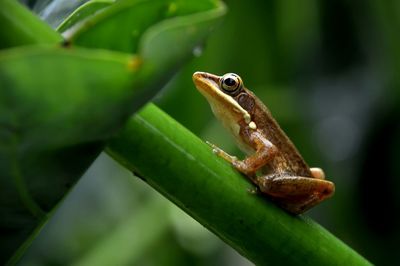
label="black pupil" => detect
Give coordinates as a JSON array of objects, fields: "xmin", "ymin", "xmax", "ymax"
[{"xmin": 224, "ymin": 77, "xmax": 236, "ymax": 87}]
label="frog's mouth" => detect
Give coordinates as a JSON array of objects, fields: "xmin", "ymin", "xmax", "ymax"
[
  {"xmin": 192, "ymin": 72, "xmax": 220, "ymax": 96},
  {"xmin": 193, "ymin": 72, "xmax": 251, "ymax": 124}
]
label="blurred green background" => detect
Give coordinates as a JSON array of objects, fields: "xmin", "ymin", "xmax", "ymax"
[{"xmin": 15, "ymin": 0, "xmax": 400, "ymax": 265}]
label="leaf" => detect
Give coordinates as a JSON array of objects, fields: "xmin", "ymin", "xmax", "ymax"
[
  {"xmin": 56, "ymin": 0, "xmax": 115, "ymax": 33},
  {"xmin": 107, "ymin": 103, "xmax": 372, "ymax": 266},
  {"xmin": 0, "ymin": 47, "xmax": 141, "ymax": 263},
  {"xmin": 0, "ymin": 0, "xmax": 62, "ymax": 49},
  {"xmin": 0, "ymin": 0, "xmax": 226, "ymax": 262},
  {"xmin": 63, "ymin": 0, "xmax": 222, "ymax": 54},
  {"xmin": 139, "ymin": 1, "xmax": 225, "ymax": 70}
]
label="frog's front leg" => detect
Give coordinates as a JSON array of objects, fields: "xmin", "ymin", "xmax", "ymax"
[
  {"xmin": 206, "ymin": 141, "xmax": 238, "ymax": 163},
  {"xmin": 256, "ymin": 174, "xmax": 335, "ymax": 214},
  {"xmin": 208, "ymin": 131, "xmax": 278, "ymax": 176}
]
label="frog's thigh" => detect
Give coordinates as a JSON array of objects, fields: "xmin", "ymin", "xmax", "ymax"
[
  {"xmin": 257, "ymin": 175, "xmax": 334, "ymax": 198},
  {"xmin": 310, "ymin": 167, "xmax": 325, "ymax": 179}
]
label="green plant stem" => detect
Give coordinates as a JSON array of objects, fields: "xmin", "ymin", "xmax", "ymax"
[{"xmin": 106, "ymin": 103, "xmax": 372, "ymax": 265}]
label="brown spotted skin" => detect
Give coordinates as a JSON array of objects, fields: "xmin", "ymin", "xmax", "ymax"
[{"xmin": 235, "ymin": 88, "xmax": 312, "ymax": 177}]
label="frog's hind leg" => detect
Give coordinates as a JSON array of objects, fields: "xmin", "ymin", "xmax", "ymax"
[{"xmin": 256, "ymin": 175, "xmax": 335, "ymax": 214}]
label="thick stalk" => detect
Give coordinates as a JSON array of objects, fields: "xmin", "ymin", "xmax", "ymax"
[{"xmin": 107, "ymin": 103, "xmax": 372, "ymax": 265}]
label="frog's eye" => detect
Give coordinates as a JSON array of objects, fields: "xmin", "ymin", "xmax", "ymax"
[{"xmin": 220, "ymin": 73, "xmax": 242, "ymax": 93}]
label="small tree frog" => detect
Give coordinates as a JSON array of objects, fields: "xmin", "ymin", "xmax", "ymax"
[{"xmin": 193, "ymin": 72, "xmax": 335, "ymax": 214}]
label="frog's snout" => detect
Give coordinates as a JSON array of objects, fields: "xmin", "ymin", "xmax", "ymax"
[
  {"xmin": 193, "ymin": 72, "xmax": 220, "ymax": 85},
  {"xmin": 193, "ymin": 71, "xmax": 206, "ymax": 79}
]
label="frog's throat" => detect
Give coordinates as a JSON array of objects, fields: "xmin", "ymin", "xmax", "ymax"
[{"xmin": 212, "ymin": 86, "xmax": 251, "ymax": 124}]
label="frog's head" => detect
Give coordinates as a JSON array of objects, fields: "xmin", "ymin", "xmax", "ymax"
[{"xmin": 193, "ymin": 72, "xmax": 255, "ymax": 131}]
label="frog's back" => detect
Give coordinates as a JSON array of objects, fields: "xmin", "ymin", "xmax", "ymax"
[{"xmin": 250, "ymin": 92, "xmax": 312, "ymax": 177}]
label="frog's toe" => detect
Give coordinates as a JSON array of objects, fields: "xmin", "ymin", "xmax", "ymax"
[
  {"xmin": 247, "ymin": 186, "xmax": 259, "ymax": 194},
  {"xmin": 310, "ymin": 167, "xmax": 325, "ymax": 179}
]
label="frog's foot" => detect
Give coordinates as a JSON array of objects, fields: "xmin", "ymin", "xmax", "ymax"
[
  {"xmin": 206, "ymin": 141, "xmax": 255, "ymax": 176},
  {"xmin": 206, "ymin": 141, "xmax": 238, "ymax": 163},
  {"xmin": 256, "ymin": 175, "xmax": 335, "ymax": 214},
  {"xmin": 310, "ymin": 167, "xmax": 325, "ymax": 179},
  {"xmin": 247, "ymin": 186, "xmax": 260, "ymax": 194}
]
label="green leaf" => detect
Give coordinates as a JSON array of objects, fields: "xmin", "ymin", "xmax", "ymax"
[
  {"xmin": 57, "ymin": 0, "xmax": 115, "ymax": 33},
  {"xmin": 0, "ymin": 46, "xmax": 141, "ymax": 263},
  {"xmin": 0, "ymin": 47, "xmax": 143, "ymax": 147},
  {"xmin": 107, "ymin": 103, "xmax": 372, "ymax": 266},
  {"xmin": 0, "ymin": 0, "xmax": 62, "ymax": 49},
  {"xmin": 0, "ymin": 0, "xmax": 226, "ymax": 262},
  {"xmin": 139, "ymin": 1, "xmax": 225, "ymax": 69},
  {"xmin": 64, "ymin": 0, "xmax": 222, "ymax": 54}
]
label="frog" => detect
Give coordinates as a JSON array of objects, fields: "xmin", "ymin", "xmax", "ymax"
[{"xmin": 192, "ymin": 71, "xmax": 335, "ymax": 214}]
